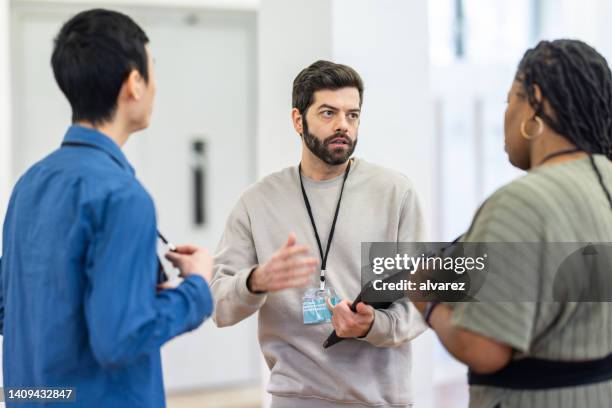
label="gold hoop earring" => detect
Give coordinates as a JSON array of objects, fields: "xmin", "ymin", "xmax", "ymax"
[{"xmin": 520, "ymin": 116, "xmax": 544, "ymax": 140}]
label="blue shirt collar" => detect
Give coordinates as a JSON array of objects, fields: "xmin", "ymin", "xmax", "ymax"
[{"xmin": 62, "ymin": 125, "xmax": 135, "ymax": 175}]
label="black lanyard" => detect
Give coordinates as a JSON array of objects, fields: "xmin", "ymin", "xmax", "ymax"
[
  {"xmin": 298, "ymin": 160, "xmax": 351, "ymax": 290},
  {"xmin": 538, "ymin": 147, "xmax": 581, "ymax": 166}
]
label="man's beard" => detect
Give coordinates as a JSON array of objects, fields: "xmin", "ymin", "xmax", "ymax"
[{"xmin": 301, "ymin": 117, "xmax": 357, "ymax": 165}]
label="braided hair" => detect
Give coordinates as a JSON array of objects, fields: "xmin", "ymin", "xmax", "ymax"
[{"xmin": 517, "ymin": 39, "xmax": 612, "ymax": 159}]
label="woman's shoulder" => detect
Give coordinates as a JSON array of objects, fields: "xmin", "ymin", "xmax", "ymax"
[
  {"xmin": 490, "ymin": 157, "xmax": 602, "ymax": 208},
  {"xmin": 464, "ymin": 171, "xmax": 557, "ymax": 241},
  {"xmin": 484, "ymin": 171, "xmax": 547, "ymax": 210}
]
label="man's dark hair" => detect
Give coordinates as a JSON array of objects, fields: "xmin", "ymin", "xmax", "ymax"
[
  {"xmin": 51, "ymin": 9, "xmax": 150, "ymax": 125},
  {"xmin": 517, "ymin": 39, "xmax": 612, "ymax": 159},
  {"xmin": 292, "ymin": 60, "xmax": 364, "ymax": 115}
]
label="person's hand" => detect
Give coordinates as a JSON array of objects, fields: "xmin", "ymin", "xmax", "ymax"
[
  {"xmin": 165, "ymin": 244, "xmax": 213, "ymax": 283},
  {"xmin": 329, "ymin": 299, "xmax": 375, "ymax": 338},
  {"xmin": 248, "ymin": 233, "xmax": 318, "ymax": 293}
]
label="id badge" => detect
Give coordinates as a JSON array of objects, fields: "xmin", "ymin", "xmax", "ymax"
[{"xmin": 303, "ymin": 287, "xmax": 341, "ymax": 325}]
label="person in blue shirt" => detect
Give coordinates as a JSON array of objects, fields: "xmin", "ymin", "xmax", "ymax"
[{"xmin": 0, "ymin": 9, "xmax": 214, "ymax": 407}]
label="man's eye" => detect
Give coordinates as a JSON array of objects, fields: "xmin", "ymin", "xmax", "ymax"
[
  {"xmin": 348, "ymin": 113, "xmax": 360, "ymax": 120},
  {"xmin": 321, "ymin": 110, "xmax": 334, "ymax": 118}
]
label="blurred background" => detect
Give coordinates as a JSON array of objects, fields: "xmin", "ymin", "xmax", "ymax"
[{"xmin": 1, "ymin": 0, "xmax": 612, "ymax": 406}]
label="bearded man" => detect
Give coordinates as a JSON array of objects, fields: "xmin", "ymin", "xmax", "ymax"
[{"xmin": 210, "ymin": 60, "xmax": 427, "ymax": 408}]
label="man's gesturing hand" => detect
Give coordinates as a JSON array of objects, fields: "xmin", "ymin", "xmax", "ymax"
[
  {"xmin": 330, "ymin": 300, "xmax": 375, "ymax": 338},
  {"xmin": 248, "ymin": 233, "xmax": 318, "ymax": 293}
]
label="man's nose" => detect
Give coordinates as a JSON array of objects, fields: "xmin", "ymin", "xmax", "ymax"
[{"xmin": 335, "ymin": 114, "xmax": 349, "ymax": 133}]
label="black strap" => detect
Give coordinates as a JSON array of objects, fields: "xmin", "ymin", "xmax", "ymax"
[
  {"xmin": 468, "ymin": 353, "xmax": 612, "ymax": 390},
  {"xmin": 298, "ymin": 160, "xmax": 351, "ymax": 284},
  {"xmin": 538, "ymin": 147, "xmax": 581, "ymax": 166}
]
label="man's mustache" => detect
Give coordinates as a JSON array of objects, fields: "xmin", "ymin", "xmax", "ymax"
[{"xmin": 323, "ymin": 133, "xmax": 352, "ymax": 146}]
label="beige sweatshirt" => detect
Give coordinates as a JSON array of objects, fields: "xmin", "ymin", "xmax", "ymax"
[{"xmin": 211, "ymin": 158, "xmax": 427, "ymax": 407}]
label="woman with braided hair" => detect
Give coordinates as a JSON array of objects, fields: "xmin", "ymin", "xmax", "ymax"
[{"xmin": 412, "ymin": 39, "xmax": 612, "ymax": 407}]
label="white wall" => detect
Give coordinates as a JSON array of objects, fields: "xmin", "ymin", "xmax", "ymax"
[
  {"xmin": 257, "ymin": 0, "xmax": 332, "ymax": 176},
  {"xmin": 331, "ymin": 0, "xmax": 434, "ymax": 235},
  {"xmin": 540, "ymin": 0, "xmax": 612, "ymax": 61},
  {"xmin": 14, "ymin": 0, "xmax": 259, "ymax": 10}
]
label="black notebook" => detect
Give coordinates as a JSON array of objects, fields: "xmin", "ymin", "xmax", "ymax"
[{"xmin": 323, "ymin": 269, "xmax": 410, "ymax": 349}]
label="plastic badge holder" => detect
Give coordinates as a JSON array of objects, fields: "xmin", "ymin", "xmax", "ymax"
[{"xmin": 303, "ymin": 287, "xmax": 341, "ymax": 324}]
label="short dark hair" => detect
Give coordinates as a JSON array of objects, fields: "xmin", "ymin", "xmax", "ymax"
[
  {"xmin": 51, "ymin": 9, "xmax": 150, "ymax": 125},
  {"xmin": 292, "ymin": 60, "xmax": 364, "ymax": 115},
  {"xmin": 517, "ymin": 39, "xmax": 612, "ymax": 159}
]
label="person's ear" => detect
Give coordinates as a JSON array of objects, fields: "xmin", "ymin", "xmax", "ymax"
[
  {"xmin": 532, "ymin": 84, "xmax": 544, "ymax": 106},
  {"xmin": 531, "ymin": 83, "xmax": 555, "ymax": 119},
  {"xmin": 292, "ymin": 108, "xmax": 303, "ymax": 135},
  {"xmin": 125, "ymin": 69, "xmax": 145, "ymax": 101}
]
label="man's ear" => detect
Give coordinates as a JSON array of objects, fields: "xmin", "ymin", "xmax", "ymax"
[
  {"xmin": 123, "ymin": 69, "xmax": 145, "ymax": 101},
  {"xmin": 291, "ymin": 108, "xmax": 303, "ymax": 135}
]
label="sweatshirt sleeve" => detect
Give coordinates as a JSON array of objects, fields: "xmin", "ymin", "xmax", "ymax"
[
  {"xmin": 359, "ymin": 184, "xmax": 428, "ymax": 347},
  {"xmin": 210, "ymin": 197, "xmax": 267, "ymax": 327}
]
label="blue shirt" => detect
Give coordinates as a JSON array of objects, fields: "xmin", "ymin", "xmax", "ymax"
[{"xmin": 0, "ymin": 126, "xmax": 213, "ymax": 407}]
